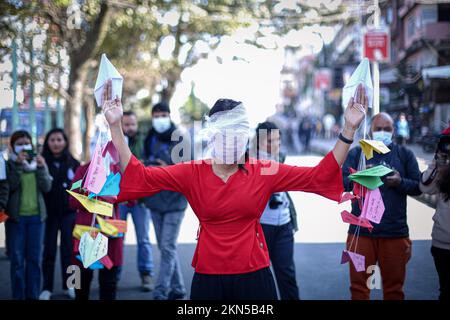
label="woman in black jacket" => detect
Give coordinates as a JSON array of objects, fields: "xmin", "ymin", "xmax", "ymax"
[{"xmin": 39, "ymin": 128, "xmax": 80, "ymax": 300}]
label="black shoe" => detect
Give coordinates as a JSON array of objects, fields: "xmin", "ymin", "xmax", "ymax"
[{"xmin": 167, "ymin": 291, "xmax": 186, "ymax": 300}]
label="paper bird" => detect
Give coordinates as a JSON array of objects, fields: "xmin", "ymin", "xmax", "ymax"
[
  {"xmin": 342, "ymin": 58, "xmax": 373, "ymax": 109},
  {"xmin": 340, "ymin": 210, "xmax": 373, "ymax": 232},
  {"xmin": 341, "ymin": 250, "xmax": 365, "ymax": 272},
  {"xmin": 94, "ymin": 54, "xmax": 123, "ymax": 107},
  {"xmin": 79, "ymin": 232, "xmax": 108, "ymax": 269},
  {"xmin": 88, "ymin": 172, "xmax": 121, "ymax": 199},
  {"xmin": 349, "ymin": 165, "xmax": 393, "ymax": 190},
  {"xmin": 66, "ymin": 190, "xmax": 114, "ymax": 217},
  {"xmin": 359, "ymin": 139, "xmax": 390, "ymax": 160}
]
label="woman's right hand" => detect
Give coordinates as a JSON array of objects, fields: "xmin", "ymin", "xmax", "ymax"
[{"xmin": 102, "ymin": 79, "xmax": 123, "ymax": 127}]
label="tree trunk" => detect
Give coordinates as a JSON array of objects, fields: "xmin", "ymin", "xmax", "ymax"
[
  {"xmin": 82, "ymin": 93, "xmax": 95, "ymax": 162},
  {"xmin": 161, "ymin": 73, "xmax": 180, "ymax": 102},
  {"xmin": 65, "ymin": 61, "xmax": 89, "ymax": 160}
]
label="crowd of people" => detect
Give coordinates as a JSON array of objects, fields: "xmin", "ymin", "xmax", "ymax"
[{"xmin": 0, "ymin": 84, "xmax": 449, "ymax": 300}]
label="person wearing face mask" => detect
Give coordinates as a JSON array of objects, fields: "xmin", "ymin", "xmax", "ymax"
[
  {"xmin": 142, "ymin": 102, "xmax": 189, "ymax": 300},
  {"xmin": 38, "ymin": 128, "xmax": 80, "ymax": 300},
  {"xmin": 102, "ymin": 79, "xmax": 367, "ymax": 300},
  {"xmin": 4, "ymin": 130, "xmax": 52, "ymax": 300},
  {"xmin": 117, "ymin": 111, "xmax": 155, "ymax": 291},
  {"xmin": 342, "ymin": 112, "xmax": 422, "ymax": 300},
  {"xmin": 420, "ymin": 126, "xmax": 450, "ymax": 301}
]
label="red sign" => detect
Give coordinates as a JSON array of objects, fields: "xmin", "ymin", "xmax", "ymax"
[
  {"xmin": 314, "ymin": 69, "xmax": 331, "ymax": 90},
  {"xmin": 364, "ymin": 29, "xmax": 390, "ymax": 62}
]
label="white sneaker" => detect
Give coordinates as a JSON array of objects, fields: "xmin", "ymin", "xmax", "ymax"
[
  {"xmin": 39, "ymin": 290, "xmax": 52, "ymax": 300},
  {"xmin": 64, "ymin": 288, "xmax": 75, "ymax": 299}
]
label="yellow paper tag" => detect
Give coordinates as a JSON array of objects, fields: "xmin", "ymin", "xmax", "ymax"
[
  {"xmin": 97, "ymin": 216, "xmax": 119, "ymax": 236},
  {"xmin": 73, "ymin": 224, "xmax": 100, "ymax": 240},
  {"xmin": 67, "ymin": 190, "xmax": 113, "ymax": 217}
]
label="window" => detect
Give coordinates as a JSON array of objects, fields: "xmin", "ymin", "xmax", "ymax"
[
  {"xmin": 407, "ymin": 16, "xmax": 415, "ymax": 37},
  {"xmin": 421, "ymin": 5, "xmax": 437, "ymax": 26}
]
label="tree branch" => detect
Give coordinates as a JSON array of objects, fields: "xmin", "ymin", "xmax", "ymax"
[{"xmin": 71, "ymin": 1, "xmax": 112, "ymax": 68}]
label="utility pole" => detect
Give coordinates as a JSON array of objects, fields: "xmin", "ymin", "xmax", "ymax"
[
  {"xmin": 372, "ymin": 0, "xmax": 380, "ymax": 115},
  {"xmin": 56, "ymin": 50, "xmax": 64, "ymax": 128},
  {"xmin": 29, "ymin": 37, "xmax": 37, "ymax": 145},
  {"xmin": 11, "ymin": 39, "xmax": 18, "ymax": 132},
  {"xmin": 44, "ymin": 42, "xmax": 51, "ymax": 133}
]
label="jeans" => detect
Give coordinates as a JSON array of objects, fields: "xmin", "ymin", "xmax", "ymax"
[
  {"xmin": 346, "ymin": 235, "xmax": 412, "ymax": 300},
  {"xmin": 151, "ymin": 210, "xmax": 186, "ymax": 299},
  {"xmin": 42, "ymin": 212, "xmax": 76, "ymax": 291},
  {"xmin": 431, "ymin": 246, "xmax": 450, "ymax": 301},
  {"xmin": 6, "ymin": 215, "xmax": 45, "ymax": 300},
  {"xmin": 75, "ymin": 267, "xmax": 118, "ymax": 300},
  {"xmin": 261, "ymin": 222, "xmax": 299, "ymax": 300},
  {"xmin": 119, "ymin": 203, "xmax": 154, "ymax": 277}
]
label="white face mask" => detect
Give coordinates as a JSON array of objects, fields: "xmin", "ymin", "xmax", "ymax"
[
  {"xmin": 211, "ymin": 133, "xmax": 248, "ymax": 164},
  {"xmin": 372, "ymin": 131, "xmax": 393, "ymax": 146},
  {"xmin": 152, "ymin": 117, "xmax": 171, "ymax": 133},
  {"xmin": 14, "ymin": 144, "xmax": 32, "ymax": 154}
]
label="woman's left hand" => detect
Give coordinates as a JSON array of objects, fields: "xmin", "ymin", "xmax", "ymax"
[
  {"xmin": 343, "ymin": 84, "xmax": 368, "ymax": 130},
  {"xmin": 36, "ymin": 154, "xmax": 46, "ymax": 168}
]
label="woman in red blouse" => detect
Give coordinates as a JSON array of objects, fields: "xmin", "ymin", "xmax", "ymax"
[{"xmin": 102, "ymin": 80, "xmax": 368, "ymax": 300}]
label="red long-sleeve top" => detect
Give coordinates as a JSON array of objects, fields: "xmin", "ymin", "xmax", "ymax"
[
  {"xmin": 117, "ymin": 152, "xmax": 343, "ymax": 274},
  {"xmin": 69, "ymin": 163, "xmax": 123, "ymax": 267}
]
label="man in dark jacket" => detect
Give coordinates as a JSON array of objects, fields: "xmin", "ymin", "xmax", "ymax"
[
  {"xmin": 119, "ymin": 111, "xmax": 155, "ymax": 292},
  {"xmin": 143, "ymin": 102, "xmax": 189, "ymax": 300},
  {"xmin": 342, "ymin": 112, "xmax": 422, "ymax": 300}
]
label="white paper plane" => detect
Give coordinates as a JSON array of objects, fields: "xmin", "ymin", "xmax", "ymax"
[
  {"xmin": 342, "ymin": 58, "xmax": 373, "ymax": 109},
  {"xmin": 94, "ymin": 53, "xmax": 123, "ymax": 107}
]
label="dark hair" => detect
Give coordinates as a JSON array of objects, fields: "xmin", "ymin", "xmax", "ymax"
[
  {"xmin": 123, "ymin": 111, "xmax": 137, "ymax": 117},
  {"xmin": 10, "ymin": 130, "xmax": 32, "ymax": 148},
  {"xmin": 209, "ymin": 99, "xmax": 248, "ymax": 172},
  {"xmin": 42, "ymin": 128, "xmax": 69, "ymax": 159},
  {"xmin": 255, "ymin": 121, "xmax": 279, "ymax": 159},
  {"xmin": 152, "ymin": 101, "xmax": 170, "ymax": 114},
  {"xmin": 209, "ymin": 99, "xmax": 242, "ymax": 117},
  {"xmin": 437, "ymin": 165, "xmax": 450, "ymax": 202}
]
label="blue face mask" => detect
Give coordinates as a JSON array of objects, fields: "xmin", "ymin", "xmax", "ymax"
[{"xmin": 372, "ymin": 131, "xmax": 393, "ymax": 146}]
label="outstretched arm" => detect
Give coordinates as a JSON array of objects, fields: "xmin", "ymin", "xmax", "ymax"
[
  {"xmin": 101, "ymin": 79, "xmax": 192, "ymax": 202},
  {"xmin": 332, "ymin": 84, "xmax": 368, "ymax": 166}
]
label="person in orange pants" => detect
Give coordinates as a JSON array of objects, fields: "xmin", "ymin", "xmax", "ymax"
[{"xmin": 342, "ymin": 112, "xmax": 421, "ymax": 300}]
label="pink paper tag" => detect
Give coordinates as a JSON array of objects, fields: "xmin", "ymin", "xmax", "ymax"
[
  {"xmin": 102, "ymin": 141, "xmax": 119, "ymax": 163},
  {"xmin": 361, "ymin": 187, "xmax": 385, "ymax": 224},
  {"xmin": 339, "ymin": 192, "xmax": 356, "ymax": 204},
  {"xmin": 100, "ymin": 255, "xmax": 114, "ymax": 269},
  {"xmin": 341, "ymin": 210, "xmax": 373, "ymax": 232},
  {"xmin": 341, "ymin": 250, "xmax": 365, "ymax": 272},
  {"xmin": 84, "ymin": 140, "xmax": 107, "ymax": 194}
]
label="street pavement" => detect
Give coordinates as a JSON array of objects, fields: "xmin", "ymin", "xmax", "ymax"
[{"xmin": 0, "ymin": 153, "xmax": 440, "ymax": 300}]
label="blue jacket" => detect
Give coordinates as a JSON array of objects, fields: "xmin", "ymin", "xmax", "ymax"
[{"xmin": 342, "ymin": 143, "xmax": 422, "ymax": 237}]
